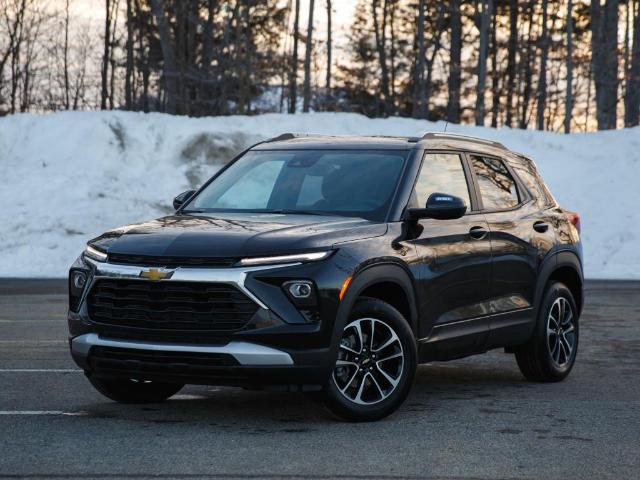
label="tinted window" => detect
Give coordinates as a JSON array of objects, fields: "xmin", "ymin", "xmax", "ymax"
[
  {"xmin": 190, "ymin": 149, "xmax": 408, "ymax": 221},
  {"xmin": 471, "ymin": 155, "xmax": 519, "ymax": 210},
  {"xmin": 413, "ymin": 153, "xmax": 471, "ymax": 208},
  {"xmin": 510, "ymin": 159, "xmax": 555, "ymax": 208}
]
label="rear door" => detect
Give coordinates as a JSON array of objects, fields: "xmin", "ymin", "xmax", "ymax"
[
  {"xmin": 410, "ymin": 152, "xmax": 493, "ymax": 359},
  {"xmin": 467, "ymin": 153, "xmax": 556, "ymax": 347}
]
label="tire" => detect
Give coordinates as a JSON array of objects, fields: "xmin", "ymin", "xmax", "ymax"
[
  {"xmin": 515, "ymin": 282, "xmax": 579, "ymax": 382},
  {"xmin": 323, "ymin": 297, "xmax": 417, "ymax": 422},
  {"xmin": 87, "ymin": 375, "xmax": 184, "ymax": 404}
]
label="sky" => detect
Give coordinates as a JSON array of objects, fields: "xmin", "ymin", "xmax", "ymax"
[{"xmin": 68, "ymin": 0, "xmax": 358, "ymax": 47}]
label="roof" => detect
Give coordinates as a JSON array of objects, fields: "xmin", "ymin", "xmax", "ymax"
[{"xmin": 252, "ymin": 132, "xmax": 514, "ymax": 157}]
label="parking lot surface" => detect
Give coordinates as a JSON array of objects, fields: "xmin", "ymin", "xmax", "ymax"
[{"xmin": 0, "ymin": 279, "xmax": 638, "ymax": 479}]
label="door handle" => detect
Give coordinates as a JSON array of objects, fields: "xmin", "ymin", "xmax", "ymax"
[
  {"xmin": 469, "ymin": 226, "xmax": 488, "ymax": 240},
  {"xmin": 533, "ymin": 221, "xmax": 549, "ymax": 233}
]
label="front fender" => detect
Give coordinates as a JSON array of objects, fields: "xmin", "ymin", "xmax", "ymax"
[{"xmin": 328, "ymin": 261, "xmax": 418, "ymax": 364}]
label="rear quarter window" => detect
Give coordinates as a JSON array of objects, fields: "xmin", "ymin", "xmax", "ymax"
[{"xmin": 508, "ymin": 156, "xmax": 556, "ymax": 208}]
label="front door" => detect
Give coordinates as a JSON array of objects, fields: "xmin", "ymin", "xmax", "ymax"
[{"xmin": 409, "ymin": 152, "xmax": 493, "ymax": 360}]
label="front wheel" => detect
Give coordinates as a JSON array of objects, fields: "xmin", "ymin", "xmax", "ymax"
[
  {"xmin": 87, "ymin": 375, "xmax": 184, "ymax": 403},
  {"xmin": 515, "ymin": 282, "xmax": 579, "ymax": 382},
  {"xmin": 323, "ymin": 297, "xmax": 417, "ymax": 422}
]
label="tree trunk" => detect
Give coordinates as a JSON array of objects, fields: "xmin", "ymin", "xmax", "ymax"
[
  {"xmin": 125, "ymin": 0, "xmax": 134, "ymax": 110},
  {"xmin": 505, "ymin": 0, "xmax": 518, "ymax": 127},
  {"xmin": 101, "ymin": 0, "xmax": 111, "ymax": 110},
  {"xmin": 447, "ymin": 0, "xmax": 462, "ymax": 123},
  {"xmin": 412, "ymin": 0, "xmax": 425, "ymax": 118},
  {"xmin": 201, "ymin": 0, "xmax": 216, "ymax": 114},
  {"xmin": 490, "ymin": 5, "xmax": 499, "ymax": 128},
  {"xmin": 423, "ymin": 3, "xmax": 446, "ymax": 116},
  {"xmin": 625, "ymin": 0, "xmax": 640, "ymax": 126},
  {"xmin": 389, "ymin": 0, "xmax": 397, "ymax": 101},
  {"xmin": 149, "ymin": 0, "xmax": 178, "ymax": 114},
  {"xmin": 109, "ymin": 5, "xmax": 117, "ymax": 111},
  {"xmin": 326, "ymin": 0, "xmax": 332, "ymax": 91},
  {"xmin": 537, "ymin": 0, "xmax": 549, "ymax": 130},
  {"xmin": 63, "ymin": 0, "xmax": 70, "ymax": 109},
  {"xmin": 241, "ymin": 1, "xmax": 252, "ymax": 114},
  {"xmin": 565, "ymin": 0, "xmax": 574, "ymax": 133},
  {"xmin": 134, "ymin": 0, "xmax": 150, "ymax": 112},
  {"xmin": 519, "ymin": 1, "xmax": 534, "ymax": 129},
  {"xmin": 475, "ymin": 0, "xmax": 492, "ymax": 126},
  {"xmin": 372, "ymin": 0, "xmax": 391, "ymax": 115},
  {"xmin": 591, "ymin": 0, "xmax": 619, "ymax": 130},
  {"xmin": 302, "ymin": 0, "xmax": 315, "ymax": 112},
  {"xmin": 289, "ymin": 0, "xmax": 300, "ymax": 113}
]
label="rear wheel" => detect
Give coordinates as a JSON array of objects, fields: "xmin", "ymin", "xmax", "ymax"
[
  {"xmin": 515, "ymin": 282, "xmax": 579, "ymax": 382},
  {"xmin": 87, "ymin": 375, "xmax": 184, "ymax": 403},
  {"xmin": 323, "ymin": 297, "xmax": 417, "ymax": 422}
]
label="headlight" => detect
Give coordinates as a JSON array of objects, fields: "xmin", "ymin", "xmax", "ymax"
[
  {"xmin": 84, "ymin": 245, "xmax": 107, "ymax": 262},
  {"xmin": 237, "ymin": 250, "xmax": 333, "ymax": 267}
]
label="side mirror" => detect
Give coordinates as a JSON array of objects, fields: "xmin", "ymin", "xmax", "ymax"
[
  {"xmin": 404, "ymin": 192, "xmax": 467, "ymax": 221},
  {"xmin": 173, "ymin": 190, "xmax": 196, "ymax": 210}
]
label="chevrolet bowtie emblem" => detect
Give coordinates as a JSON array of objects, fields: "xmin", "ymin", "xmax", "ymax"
[{"xmin": 139, "ymin": 268, "xmax": 173, "ymax": 281}]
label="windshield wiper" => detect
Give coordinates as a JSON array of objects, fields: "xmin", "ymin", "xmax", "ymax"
[
  {"xmin": 267, "ymin": 209, "xmax": 330, "ymax": 216},
  {"xmin": 180, "ymin": 209, "xmax": 206, "ymax": 214}
]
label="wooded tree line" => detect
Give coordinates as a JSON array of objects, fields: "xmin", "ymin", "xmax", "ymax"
[{"xmin": 1, "ymin": 0, "xmax": 639, "ymax": 131}]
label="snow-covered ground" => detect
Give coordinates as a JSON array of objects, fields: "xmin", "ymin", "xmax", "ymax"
[{"xmin": 0, "ymin": 111, "xmax": 638, "ymax": 278}]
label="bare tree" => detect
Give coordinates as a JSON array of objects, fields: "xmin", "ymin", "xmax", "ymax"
[
  {"xmin": 124, "ymin": 0, "xmax": 134, "ymax": 109},
  {"xmin": 100, "ymin": 0, "xmax": 112, "ymax": 109},
  {"xmin": 302, "ymin": 0, "xmax": 314, "ymax": 112},
  {"xmin": 505, "ymin": 0, "xmax": 518, "ymax": 126},
  {"xmin": 372, "ymin": 0, "xmax": 392, "ymax": 114},
  {"xmin": 412, "ymin": 0, "xmax": 425, "ymax": 118},
  {"xmin": 289, "ymin": 0, "xmax": 300, "ymax": 113},
  {"xmin": 475, "ymin": 0, "xmax": 492, "ymax": 126},
  {"xmin": 518, "ymin": 0, "xmax": 535, "ymax": 129},
  {"xmin": 565, "ymin": 0, "xmax": 574, "ymax": 133},
  {"xmin": 149, "ymin": 0, "xmax": 178, "ymax": 114},
  {"xmin": 326, "ymin": 0, "xmax": 331, "ymax": 91},
  {"xmin": 446, "ymin": 0, "xmax": 462, "ymax": 123},
  {"xmin": 537, "ymin": 0, "xmax": 549, "ymax": 130},
  {"xmin": 490, "ymin": 5, "xmax": 499, "ymax": 127},
  {"xmin": 62, "ymin": 0, "xmax": 70, "ymax": 109},
  {"xmin": 625, "ymin": 0, "xmax": 640, "ymax": 126},
  {"xmin": 591, "ymin": 0, "xmax": 619, "ymax": 130}
]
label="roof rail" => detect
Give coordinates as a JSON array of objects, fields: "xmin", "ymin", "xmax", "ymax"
[
  {"xmin": 265, "ymin": 133, "xmax": 338, "ymax": 143},
  {"xmin": 420, "ymin": 132, "xmax": 506, "ymax": 150}
]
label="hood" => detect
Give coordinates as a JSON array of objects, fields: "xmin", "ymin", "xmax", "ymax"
[{"xmin": 89, "ymin": 213, "xmax": 387, "ymax": 259}]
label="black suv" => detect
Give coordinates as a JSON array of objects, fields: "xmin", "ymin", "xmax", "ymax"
[{"xmin": 68, "ymin": 133, "xmax": 583, "ymax": 421}]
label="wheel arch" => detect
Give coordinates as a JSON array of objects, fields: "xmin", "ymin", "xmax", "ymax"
[
  {"xmin": 535, "ymin": 250, "xmax": 584, "ymax": 316},
  {"xmin": 331, "ymin": 262, "xmax": 419, "ymax": 355}
]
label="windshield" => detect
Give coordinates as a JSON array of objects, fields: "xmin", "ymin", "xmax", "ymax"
[{"xmin": 187, "ymin": 149, "xmax": 409, "ymax": 221}]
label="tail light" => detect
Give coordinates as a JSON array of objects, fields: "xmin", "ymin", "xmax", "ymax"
[{"xmin": 563, "ymin": 210, "xmax": 581, "ymax": 234}]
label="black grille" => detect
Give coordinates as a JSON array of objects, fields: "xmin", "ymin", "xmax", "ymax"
[
  {"xmin": 89, "ymin": 346, "xmax": 242, "ymax": 380},
  {"xmin": 107, "ymin": 253, "xmax": 237, "ymax": 268},
  {"xmin": 87, "ymin": 279, "xmax": 259, "ymax": 333}
]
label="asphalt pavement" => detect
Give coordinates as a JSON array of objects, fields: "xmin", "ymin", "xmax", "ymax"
[{"xmin": 0, "ymin": 279, "xmax": 638, "ymax": 480}]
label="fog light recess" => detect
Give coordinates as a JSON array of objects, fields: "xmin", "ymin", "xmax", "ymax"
[{"xmin": 283, "ymin": 280, "xmax": 317, "ymax": 307}]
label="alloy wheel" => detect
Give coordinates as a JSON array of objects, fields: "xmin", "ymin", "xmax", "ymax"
[
  {"xmin": 547, "ymin": 297, "xmax": 576, "ymax": 367},
  {"xmin": 332, "ymin": 318, "xmax": 404, "ymax": 405}
]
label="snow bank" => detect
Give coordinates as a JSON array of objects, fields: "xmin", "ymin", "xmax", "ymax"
[{"xmin": 0, "ymin": 111, "xmax": 638, "ymax": 278}]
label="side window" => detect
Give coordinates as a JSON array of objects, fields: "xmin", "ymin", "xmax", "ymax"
[
  {"xmin": 471, "ymin": 155, "xmax": 519, "ymax": 210},
  {"xmin": 413, "ymin": 153, "xmax": 471, "ymax": 208},
  {"xmin": 511, "ymin": 160, "xmax": 556, "ymax": 208}
]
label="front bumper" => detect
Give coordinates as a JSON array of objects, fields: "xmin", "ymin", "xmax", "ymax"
[
  {"xmin": 71, "ymin": 333, "xmax": 294, "ymax": 367},
  {"xmin": 68, "ymin": 256, "xmax": 345, "ymax": 388}
]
